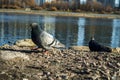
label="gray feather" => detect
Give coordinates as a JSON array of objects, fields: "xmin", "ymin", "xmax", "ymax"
[{"xmin": 30, "ymin": 23, "xmax": 65, "ymax": 50}]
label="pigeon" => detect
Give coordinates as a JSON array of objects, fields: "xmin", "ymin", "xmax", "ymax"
[
  {"xmin": 89, "ymin": 36, "xmax": 112, "ymax": 52},
  {"xmin": 30, "ymin": 23, "xmax": 65, "ymax": 51}
]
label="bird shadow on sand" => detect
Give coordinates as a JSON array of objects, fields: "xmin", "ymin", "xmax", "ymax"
[{"xmin": 0, "ymin": 48, "xmax": 42, "ymax": 54}]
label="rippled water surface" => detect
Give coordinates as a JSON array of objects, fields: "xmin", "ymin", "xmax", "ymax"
[{"xmin": 0, "ymin": 13, "xmax": 120, "ymax": 48}]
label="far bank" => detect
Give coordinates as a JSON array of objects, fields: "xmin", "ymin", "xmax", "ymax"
[{"xmin": 0, "ymin": 9, "xmax": 120, "ymax": 19}]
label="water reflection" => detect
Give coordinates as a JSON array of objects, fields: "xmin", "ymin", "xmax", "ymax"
[
  {"xmin": 84, "ymin": 18, "xmax": 113, "ymax": 46},
  {"xmin": 77, "ymin": 18, "xmax": 85, "ymax": 46},
  {"xmin": 43, "ymin": 16, "xmax": 56, "ymax": 36},
  {"xmin": 0, "ymin": 13, "xmax": 31, "ymax": 45},
  {"xmin": 111, "ymin": 19, "xmax": 120, "ymax": 48},
  {"xmin": 0, "ymin": 13, "xmax": 120, "ymax": 48},
  {"xmin": 55, "ymin": 17, "xmax": 78, "ymax": 47}
]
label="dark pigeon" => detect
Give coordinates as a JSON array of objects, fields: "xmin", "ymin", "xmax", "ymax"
[
  {"xmin": 89, "ymin": 37, "xmax": 112, "ymax": 52},
  {"xmin": 30, "ymin": 23, "xmax": 65, "ymax": 51}
]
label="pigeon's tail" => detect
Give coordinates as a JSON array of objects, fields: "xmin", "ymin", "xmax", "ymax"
[
  {"xmin": 52, "ymin": 39, "xmax": 66, "ymax": 49},
  {"xmin": 54, "ymin": 43, "xmax": 65, "ymax": 48},
  {"xmin": 101, "ymin": 46, "xmax": 112, "ymax": 52},
  {"xmin": 56, "ymin": 43, "xmax": 66, "ymax": 48}
]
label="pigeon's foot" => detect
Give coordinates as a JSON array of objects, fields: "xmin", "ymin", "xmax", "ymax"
[
  {"xmin": 31, "ymin": 47, "xmax": 43, "ymax": 52},
  {"xmin": 44, "ymin": 51, "xmax": 49, "ymax": 54}
]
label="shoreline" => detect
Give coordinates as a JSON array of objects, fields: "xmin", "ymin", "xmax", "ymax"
[{"xmin": 0, "ymin": 9, "xmax": 120, "ymax": 19}]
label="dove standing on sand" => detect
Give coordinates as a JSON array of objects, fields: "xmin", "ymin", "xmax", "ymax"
[
  {"xmin": 89, "ymin": 36, "xmax": 112, "ymax": 52},
  {"xmin": 30, "ymin": 23, "xmax": 65, "ymax": 52}
]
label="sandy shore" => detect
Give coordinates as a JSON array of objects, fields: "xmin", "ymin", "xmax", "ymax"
[
  {"xmin": 0, "ymin": 9, "xmax": 120, "ymax": 19},
  {"xmin": 0, "ymin": 39, "xmax": 120, "ymax": 80}
]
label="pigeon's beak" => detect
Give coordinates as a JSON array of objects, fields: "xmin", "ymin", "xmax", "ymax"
[{"xmin": 91, "ymin": 36, "xmax": 95, "ymax": 40}]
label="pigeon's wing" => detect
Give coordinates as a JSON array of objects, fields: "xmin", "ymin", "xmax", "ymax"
[
  {"xmin": 39, "ymin": 31, "xmax": 54, "ymax": 50},
  {"xmin": 40, "ymin": 31, "xmax": 65, "ymax": 50}
]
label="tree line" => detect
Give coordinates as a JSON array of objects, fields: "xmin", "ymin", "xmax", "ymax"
[
  {"xmin": 0, "ymin": 0, "xmax": 36, "ymax": 9},
  {"xmin": 42, "ymin": 1, "xmax": 119, "ymax": 13},
  {"xmin": 0, "ymin": 0, "xmax": 119, "ymax": 14}
]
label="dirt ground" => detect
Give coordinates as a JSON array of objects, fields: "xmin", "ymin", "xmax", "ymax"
[{"xmin": 0, "ymin": 43, "xmax": 120, "ymax": 80}]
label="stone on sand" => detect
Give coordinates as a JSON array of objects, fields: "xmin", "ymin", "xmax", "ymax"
[
  {"xmin": 15, "ymin": 39, "xmax": 36, "ymax": 47},
  {"xmin": 112, "ymin": 47, "xmax": 120, "ymax": 53},
  {"xmin": 69, "ymin": 46, "xmax": 89, "ymax": 51},
  {"xmin": 0, "ymin": 51, "xmax": 29, "ymax": 60}
]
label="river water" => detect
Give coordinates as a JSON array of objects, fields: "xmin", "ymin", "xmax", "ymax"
[{"xmin": 0, "ymin": 13, "xmax": 120, "ymax": 48}]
